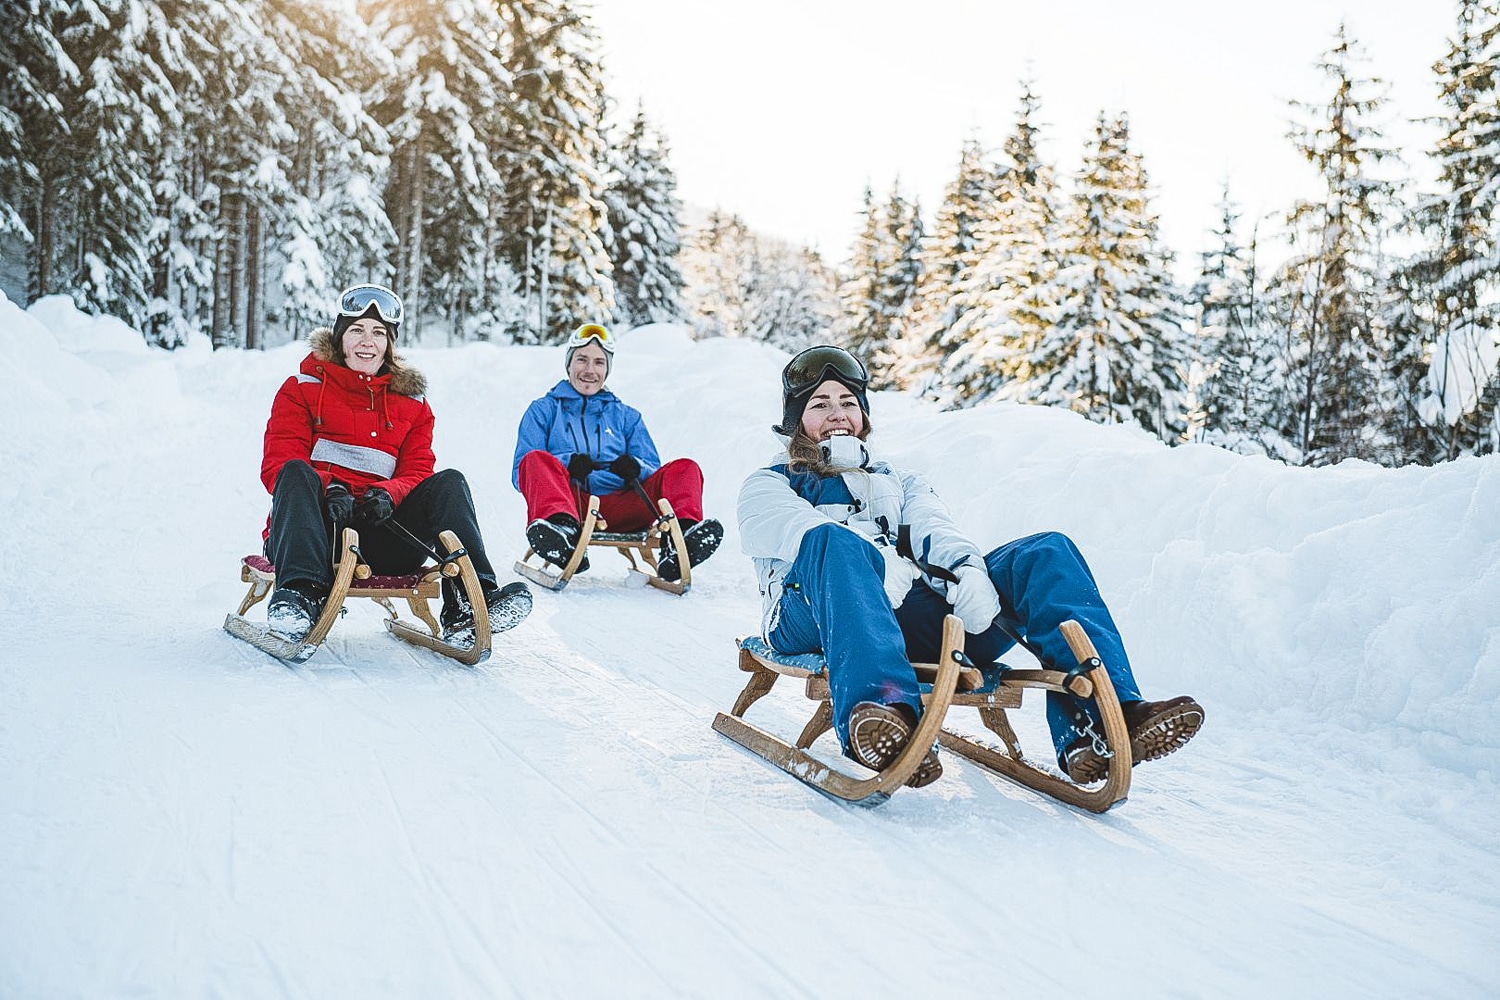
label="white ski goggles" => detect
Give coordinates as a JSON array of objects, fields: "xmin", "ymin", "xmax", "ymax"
[
  {"xmin": 338, "ymin": 284, "xmax": 403, "ymax": 327},
  {"xmin": 568, "ymin": 323, "xmax": 615, "ymax": 354}
]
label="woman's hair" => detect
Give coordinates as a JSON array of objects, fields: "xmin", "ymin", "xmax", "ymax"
[{"xmin": 786, "ymin": 417, "xmax": 874, "ymax": 476}]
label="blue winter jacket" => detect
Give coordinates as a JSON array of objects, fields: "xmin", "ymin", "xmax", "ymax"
[{"xmin": 511, "ymin": 380, "xmax": 662, "ymax": 496}]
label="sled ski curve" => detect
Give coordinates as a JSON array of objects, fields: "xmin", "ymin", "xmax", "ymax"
[{"xmin": 712, "ymin": 615, "xmax": 965, "ymax": 807}]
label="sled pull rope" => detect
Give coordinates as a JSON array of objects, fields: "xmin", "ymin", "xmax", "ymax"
[
  {"xmin": 384, "ymin": 518, "xmax": 465, "ymax": 577},
  {"xmin": 628, "ymin": 477, "xmax": 670, "ymax": 530},
  {"xmin": 989, "ymin": 607, "xmax": 1112, "ymax": 756},
  {"xmin": 346, "ymin": 544, "xmax": 373, "ymax": 580},
  {"xmin": 894, "ymin": 524, "xmax": 961, "ymax": 585}
]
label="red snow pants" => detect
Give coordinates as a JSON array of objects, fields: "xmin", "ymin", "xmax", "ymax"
[{"xmin": 516, "ymin": 450, "xmax": 706, "ymax": 531}]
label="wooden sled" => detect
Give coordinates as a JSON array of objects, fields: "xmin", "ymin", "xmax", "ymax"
[
  {"xmin": 713, "ymin": 618, "xmax": 1131, "ymax": 812},
  {"xmin": 223, "ymin": 527, "xmax": 497, "ymax": 666},
  {"xmin": 711, "ymin": 615, "xmax": 966, "ymax": 807},
  {"xmin": 514, "ymin": 494, "xmax": 695, "ymax": 595}
]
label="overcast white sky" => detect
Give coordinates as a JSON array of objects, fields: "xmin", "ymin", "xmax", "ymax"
[{"xmin": 587, "ymin": 0, "xmax": 1457, "ymax": 272}]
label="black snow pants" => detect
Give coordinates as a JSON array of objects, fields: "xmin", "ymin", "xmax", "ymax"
[{"xmin": 265, "ymin": 460, "xmax": 499, "ymax": 609}]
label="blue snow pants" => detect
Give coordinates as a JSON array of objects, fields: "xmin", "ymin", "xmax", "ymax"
[{"xmin": 768, "ymin": 524, "xmax": 1141, "ymax": 755}]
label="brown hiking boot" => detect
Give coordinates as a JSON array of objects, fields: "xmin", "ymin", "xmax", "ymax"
[
  {"xmin": 847, "ymin": 701, "xmax": 943, "ymax": 788},
  {"xmin": 1060, "ymin": 738, "xmax": 1110, "ymax": 784},
  {"xmin": 1059, "ymin": 695, "xmax": 1205, "ymax": 784}
]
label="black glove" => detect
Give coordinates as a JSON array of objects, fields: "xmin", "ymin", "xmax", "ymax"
[
  {"xmin": 324, "ymin": 482, "xmax": 355, "ymax": 526},
  {"xmin": 352, "ymin": 486, "xmax": 395, "ymax": 528},
  {"xmin": 566, "ymin": 453, "xmax": 595, "ymax": 483},
  {"xmin": 608, "ymin": 454, "xmax": 641, "ymax": 483}
]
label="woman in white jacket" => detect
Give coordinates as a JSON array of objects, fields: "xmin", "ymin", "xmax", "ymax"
[{"xmin": 737, "ymin": 346, "xmax": 1203, "ymax": 787}]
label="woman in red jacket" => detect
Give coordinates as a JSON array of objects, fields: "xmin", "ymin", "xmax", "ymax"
[{"xmin": 260, "ymin": 283, "xmax": 530, "ymax": 642}]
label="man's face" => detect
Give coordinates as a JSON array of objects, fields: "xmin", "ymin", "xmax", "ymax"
[{"xmin": 568, "ymin": 341, "xmax": 609, "ymax": 395}]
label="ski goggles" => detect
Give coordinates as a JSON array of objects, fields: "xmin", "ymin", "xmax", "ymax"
[
  {"xmin": 338, "ymin": 284, "xmax": 403, "ymax": 328},
  {"xmin": 782, "ymin": 345, "xmax": 868, "ymax": 396},
  {"xmin": 568, "ymin": 323, "xmax": 615, "ymax": 354}
]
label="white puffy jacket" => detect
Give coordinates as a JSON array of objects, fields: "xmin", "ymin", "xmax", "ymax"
[{"xmin": 737, "ymin": 445, "xmax": 986, "ymax": 636}]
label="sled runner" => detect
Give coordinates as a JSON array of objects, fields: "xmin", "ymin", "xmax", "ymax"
[
  {"xmin": 711, "ymin": 615, "xmax": 966, "ymax": 807},
  {"xmin": 713, "ymin": 618, "xmax": 1132, "ymax": 812},
  {"xmin": 513, "ymin": 494, "xmax": 695, "ymax": 595},
  {"xmin": 224, "ymin": 527, "xmax": 501, "ymax": 666}
]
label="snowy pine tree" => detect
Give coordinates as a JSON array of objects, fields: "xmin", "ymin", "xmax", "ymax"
[
  {"xmin": 0, "ymin": 0, "xmax": 73, "ymax": 296},
  {"xmin": 1, "ymin": 0, "xmax": 178, "ymax": 333},
  {"xmin": 889, "ymin": 136, "xmax": 998, "ymax": 394},
  {"xmin": 682, "ymin": 211, "xmax": 835, "ymax": 349},
  {"xmin": 1403, "ymin": 0, "xmax": 1500, "ymax": 459},
  {"xmin": 870, "ymin": 185, "xmax": 925, "ymax": 388},
  {"xmin": 257, "ymin": 0, "xmax": 394, "ymax": 343},
  {"xmin": 837, "ymin": 186, "xmax": 884, "ymax": 354},
  {"xmin": 492, "ymin": 0, "xmax": 613, "ymax": 342},
  {"xmin": 366, "ymin": 0, "xmax": 510, "ymax": 342},
  {"xmin": 1271, "ymin": 23, "xmax": 1401, "ymax": 465},
  {"xmin": 1191, "ymin": 186, "xmax": 1282, "ymax": 454},
  {"xmin": 1030, "ymin": 113, "xmax": 1189, "ymax": 439},
  {"xmin": 837, "ymin": 181, "xmax": 923, "ymax": 388},
  {"xmin": 940, "ymin": 83, "xmax": 1061, "ymax": 407},
  {"xmin": 604, "ymin": 105, "xmax": 685, "ymax": 329}
]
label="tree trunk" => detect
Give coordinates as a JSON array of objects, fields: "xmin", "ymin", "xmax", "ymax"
[
  {"xmin": 227, "ymin": 193, "xmax": 248, "ymax": 348},
  {"xmin": 523, "ymin": 203, "xmax": 535, "ymax": 339},
  {"xmin": 211, "ymin": 192, "xmax": 234, "ymax": 349},
  {"xmin": 35, "ymin": 173, "xmax": 55, "ymax": 299},
  {"xmin": 539, "ymin": 201, "xmax": 552, "ymax": 339},
  {"xmin": 245, "ymin": 199, "xmax": 263, "ymax": 350},
  {"xmin": 402, "ymin": 142, "xmax": 426, "ymax": 342}
]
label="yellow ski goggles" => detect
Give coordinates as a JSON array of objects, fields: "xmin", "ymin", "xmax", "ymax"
[{"xmin": 568, "ymin": 323, "xmax": 615, "ymax": 354}]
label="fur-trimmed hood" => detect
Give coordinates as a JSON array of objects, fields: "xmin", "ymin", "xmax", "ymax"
[{"xmin": 308, "ymin": 327, "xmax": 427, "ymax": 397}]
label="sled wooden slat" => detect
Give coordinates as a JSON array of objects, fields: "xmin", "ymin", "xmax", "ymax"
[
  {"xmin": 382, "ymin": 530, "xmax": 491, "ymax": 666},
  {"xmin": 717, "ymin": 617, "xmax": 1131, "ymax": 812},
  {"xmin": 713, "ymin": 616, "xmax": 965, "ymax": 806}
]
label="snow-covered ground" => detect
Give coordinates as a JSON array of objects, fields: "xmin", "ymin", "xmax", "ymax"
[{"xmin": 1, "ymin": 291, "xmax": 1496, "ymax": 998}]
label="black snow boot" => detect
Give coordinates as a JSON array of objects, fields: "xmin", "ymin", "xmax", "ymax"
[
  {"xmin": 846, "ymin": 701, "xmax": 943, "ymax": 788},
  {"xmin": 266, "ymin": 581, "xmax": 326, "ymax": 639},
  {"xmin": 656, "ymin": 517, "xmax": 723, "ymax": 583},
  {"xmin": 441, "ymin": 581, "xmax": 534, "ymax": 646},
  {"xmin": 526, "ymin": 515, "xmax": 587, "ymax": 572}
]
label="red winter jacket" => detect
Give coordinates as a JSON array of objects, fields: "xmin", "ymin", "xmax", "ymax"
[{"xmin": 261, "ymin": 327, "xmax": 435, "ymax": 535}]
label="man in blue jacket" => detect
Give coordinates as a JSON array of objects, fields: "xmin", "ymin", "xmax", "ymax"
[{"xmin": 511, "ymin": 323, "xmax": 723, "ymax": 581}]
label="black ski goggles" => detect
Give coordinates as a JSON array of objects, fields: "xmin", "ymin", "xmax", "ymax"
[
  {"xmin": 338, "ymin": 284, "xmax": 403, "ymax": 327},
  {"xmin": 782, "ymin": 346, "xmax": 869, "ymax": 397}
]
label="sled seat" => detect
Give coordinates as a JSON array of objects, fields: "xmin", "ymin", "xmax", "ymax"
[
  {"xmin": 514, "ymin": 493, "xmax": 695, "ymax": 595},
  {"xmin": 720, "ymin": 621, "xmax": 1132, "ymax": 813},
  {"xmin": 239, "ymin": 555, "xmax": 441, "ymax": 601},
  {"xmin": 735, "ymin": 636, "xmax": 992, "ymax": 693}
]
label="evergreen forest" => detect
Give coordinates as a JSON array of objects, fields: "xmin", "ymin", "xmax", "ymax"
[{"xmin": 2, "ymin": 0, "xmax": 1496, "ymax": 466}]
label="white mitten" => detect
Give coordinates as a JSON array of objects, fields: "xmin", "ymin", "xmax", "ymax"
[
  {"xmin": 879, "ymin": 543, "xmax": 921, "ymax": 608},
  {"xmin": 948, "ymin": 564, "xmax": 1000, "ymax": 633},
  {"xmin": 820, "ymin": 433, "xmax": 870, "ymax": 470}
]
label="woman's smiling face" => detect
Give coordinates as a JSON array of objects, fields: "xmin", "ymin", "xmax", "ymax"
[
  {"xmin": 341, "ymin": 318, "xmax": 390, "ymax": 374},
  {"xmin": 800, "ymin": 380, "xmax": 866, "ymax": 441}
]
